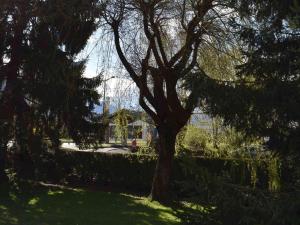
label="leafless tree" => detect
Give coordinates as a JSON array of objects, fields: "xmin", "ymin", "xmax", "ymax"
[{"xmin": 99, "ymin": 0, "xmax": 234, "ymax": 202}]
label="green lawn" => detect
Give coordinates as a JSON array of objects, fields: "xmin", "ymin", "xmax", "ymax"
[{"xmin": 0, "ymin": 183, "xmax": 181, "ymax": 225}]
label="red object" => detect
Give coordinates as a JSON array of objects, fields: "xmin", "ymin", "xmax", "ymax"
[
  {"xmin": 132, "ymin": 139, "xmax": 137, "ymax": 147},
  {"xmin": 131, "ymin": 139, "xmax": 137, "ymax": 152}
]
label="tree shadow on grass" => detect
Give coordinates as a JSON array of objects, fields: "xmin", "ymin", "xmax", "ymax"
[
  {"xmin": 0, "ymin": 183, "xmax": 180, "ymax": 225},
  {"xmin": 170, "ymin": 199, "xmax": 219, "ymax": 225}
]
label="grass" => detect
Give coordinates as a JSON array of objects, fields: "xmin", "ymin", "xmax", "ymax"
[{"xmin": 0, "ymin": 183, "xmax": 181, "ymax": 225}]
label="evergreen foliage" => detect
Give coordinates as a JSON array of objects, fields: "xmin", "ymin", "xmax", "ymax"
[
  {"xmin": 0, "ymin": 0, "xmax": 102, "ymax": 179},
  {"xmin": 197, "ymin": 0, "xmax": 300, "ymax": 154}
]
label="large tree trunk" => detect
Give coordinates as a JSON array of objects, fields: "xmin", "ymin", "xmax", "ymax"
[
  {"xmin": 149, "ymin": 127, "xmax": 177, "ymax": 203},
  {"xmin": 0, "ymin": 143, "xmax": 8, "ymax": 183},
  {"xmin": 0, "ymin": 124, "xmax": 10, "ymax": 183}
]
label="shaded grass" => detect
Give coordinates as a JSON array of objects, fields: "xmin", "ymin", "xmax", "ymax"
[{"xmin": 0, "ymin": 183, "xmax": 181, "ymax": 225}]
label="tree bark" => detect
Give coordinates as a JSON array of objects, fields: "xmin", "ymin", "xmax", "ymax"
[
  {"xmin": 0, "ymin": 123, "xmax": 10, "ymax": 183},
  {"xmin": 0, "ymin": 143, "xmax": 8, "ymax": 183},
  {"xmin": 149, "ymin": 127, "xmax": 177, "ymax": 203}
]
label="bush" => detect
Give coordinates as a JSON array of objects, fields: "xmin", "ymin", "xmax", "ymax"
[
  {"xmin": 45, "ymin": 151, "xmax": 157, "ymax": 192},
  {"xmin": 10, "ymin": 149, "xmax": 284, "ymax": 194},
  {"xmin": 182, "ymin": 125, "xmax": 210, "ymax": 153},
  {"xmin": 175, "ymin": 156, "xmax": 300, "ymax": 225},
  {"xmin": 137, "ymin": 146, "xmax": 156, "ymax": 155},
  {"xmin": 176, "ymin": 124, "xmax": 266, "ymax": 159}
]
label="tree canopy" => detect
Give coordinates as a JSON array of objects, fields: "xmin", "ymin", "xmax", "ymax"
[
  {"xmin": 0, "ymin": 0, "xmax": 103, "ymax": 179},
  {"xmin": 98, "ymin": 0, "xmax": 239, "ymax": 201},
  {"xmin": 198, "ymin": 0, "xmax": 300, "ymax": 154}
]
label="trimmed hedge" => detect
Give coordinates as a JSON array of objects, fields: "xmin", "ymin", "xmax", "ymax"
[
  {"xmin": 32, "ymin": 151, "xmax": 157, "ymax": 192},
  {"xmin": 14, "ymin": 150, "xmax": 280, "ymax": 192}
]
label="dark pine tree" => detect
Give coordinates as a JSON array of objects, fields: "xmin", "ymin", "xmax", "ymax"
[
  {"xmin": 198, "ymin": 0, "xmax": 300, "ymax": 155},
  {"xmin": 0, "ymin": 0, "xmax": 102, "ymax": 181}
]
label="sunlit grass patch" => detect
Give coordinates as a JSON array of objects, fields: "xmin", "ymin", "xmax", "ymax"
[{"xmin": 0, "ymin": 183, "xmax": 182, "ymax": 225}]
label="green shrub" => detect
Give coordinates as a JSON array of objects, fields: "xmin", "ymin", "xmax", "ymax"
[
  {"xmin": 208, "ymin": 184, "xmax": 300, "ymax": 225},
  {"xmin": 175, "ymin": 156, "xmax": 299, "ymax": 225},
  {"xmin": 10, "ymin": 150, "xmax": 284, "ymax": 194},
  {"xmin": 137, "ymin": 145, "xmax": 156, "ymax": 155},
  {"xmin": 31, "ymin": 151, "xmax": 157, "ymax": 191},
  {"xmin": 176, "ymin": 124, "xmax": 265, "ymax": 159},
  {"xmin": 182, "ymin": 125, "xmax": 210, "ymax": 153}
]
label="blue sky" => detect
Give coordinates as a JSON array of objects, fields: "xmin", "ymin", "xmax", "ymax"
[{"xmin": 79, "ymin": 29, "xmax": 139, "ymax": 111}]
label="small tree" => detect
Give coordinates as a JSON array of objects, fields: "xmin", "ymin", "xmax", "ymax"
[{"xmin": 114, "ymin": 109, "xmax": 129, "ymax": 145}]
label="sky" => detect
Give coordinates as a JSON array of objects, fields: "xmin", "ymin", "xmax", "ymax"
[{"xmin": 79, "ymin": 29, "xmax": 140, "ymax": 111}]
